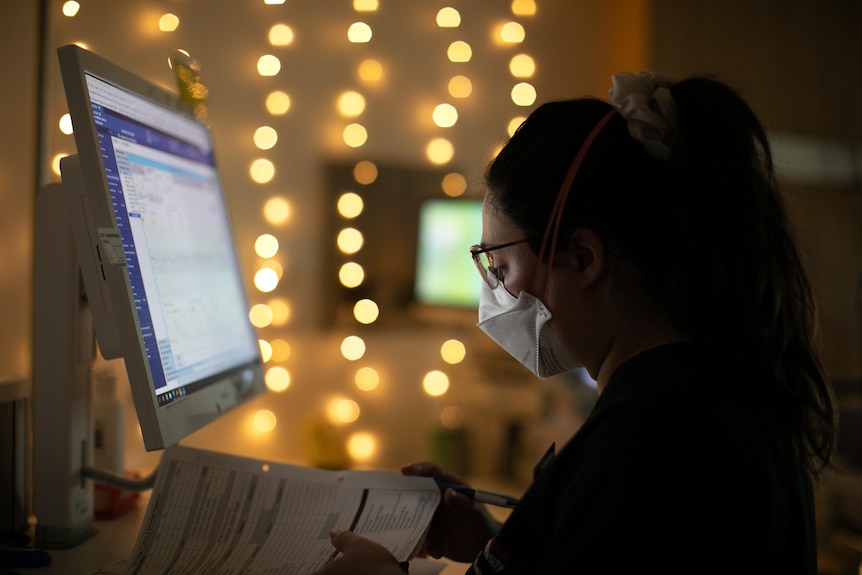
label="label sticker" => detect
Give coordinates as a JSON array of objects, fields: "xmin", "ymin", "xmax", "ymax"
[{"xmin": 97, "ymin": 228, "xmax": 126, "ymax": 266}]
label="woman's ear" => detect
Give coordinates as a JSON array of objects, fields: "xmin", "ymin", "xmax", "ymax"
[{"xmin": 568, "ymin": 228, "xmax": 606, "ymax": 287}]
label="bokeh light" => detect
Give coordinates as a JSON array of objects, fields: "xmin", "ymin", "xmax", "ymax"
[
  {"xmin": 338, "ymin": 91, "xmax": 366, "ymax": 117},
  {"xmin": 432, "ymin": 103, "xmax": 458, "ymax": 128},
  {"xmin": 337, "ymin": 227, "xmax": 364, "ymax": 254},
  {"xmin": 259, "ymin": 339, "xmax": 273, "ymax": 362},
  {"xmin": 327, "ymin": 398, "xmax": 361, "ymax": 424},
  {"xmin": 511, "ymin": 82, "xmax": 537, "ymax": 106},
  {"xmin": 500, "ymin": 22, "xmax": 526, "ymax": 43},
  {"xmin": 339, "ymin": 262, "xmax": 365, "ymax": 288},
  {"xmin": 442, "ymin": 172, "xmax": 467, "ymax": 197},
  {"xmin": 447, "ymin": 41, "xmax": 472, "ymax": 63},
  {"xmin": 254, "ymin": 267, "xmax": 279, "ymax": 292},
  {"xmin": 353, "ymin": 299, "xmax": 379, "ymax": 324},
  {"xmin": 253, "ymin": 410, "xmax": 277, "ymax": 432},
  {"xmin": 59, "ymin": 114, "xmax": 73, "ymax": 135},
  {"xmin": 440, "ymin": 339, "xmax": 467, "ymax": 364},
  {"xmin": 263, "ymin": 196, "xmax": 292, "ymax": 225},
  {"xmin": 266, "ymin": 91, "xmax": 291, "ymax": 115},
  {"xmin": 436, "ymin": 7, "xmax": 461, "ymax": 27},
  {"xmin": 347, "ymin": 22, "xmax": 373, "ymax": 43},
  {"xmin": 254, "ymin": 126, "xmax": 278, "ymax": 150},
  {"xmin": 358, "ymin": 59, "xmax": 384, "ymax": 83},
  {"xmin": 265, "ymin": 366, "xmax": 291, "ymax": 391},
  {"xmin": 354, "ymin": 367, "xmax": 380, "ymax": 391},
  {"xmin": 353, "ymin": 161, "xmax": 378, "ymax": 184},
  {"xmin": 257, "ymin": 54, "xmax": 282, "ymax": 76},
  {"xmin": 337, "ymin": 192, "xmax": 364, "ymax": 219},
  {"xmin": 267, "ymin": 298, "xmax": 292, "ymax": 326},
  {"xmin": 255, "ymin": 234, "xmax": 279, "ymax": 258},
  {"xmin": 271, "ymin": 339, "xmax": 291, "ymax": 362},
  {"xmin": 341, "ymin": 335, "xmax": 366, "ymax": 361},
  {"xmin": 440, "ymin": 405, "xmax": 465, "ymax": 429},
  {"xmin": 448, "ymin": 75, "xmax": 473, "ymax": 98},
  {"xmin": 269, "ymin": 23, "xmax": 294, "ymax": 46},
  {"xmin": 509, "ymin": 54, "xmax": 536, "ymax": 78},
  {"xmin": 423, "ymin": 371, "xmax": 450, "ymax": 397},
  {"xmin": 159, "ymin": 13, "xmax": 179, "ymax": 32},
  {"xmin": 249, "ymin": 304, "xmax": 273, "ymax": 328},
  {"xmin": 347, "ymin": 432, "xmax": 377, "ymax": 461},
  {"xmin": 250, "ymin": 158, "xmax": 275, "ymax": 183},
  {"xmin": 62, "ymin": 1, "xmax": 80, "ymax": 17},
  {"xmin": 426, "ymin": 138, "xmax": 454, "ymax": 165},
  {"xmin": 343, "ymin": 123, "xmax": 368, "ymax": 147},
  {"xmin": 511, "ymin": 0, "xmax": 537, "ymax": 16}
]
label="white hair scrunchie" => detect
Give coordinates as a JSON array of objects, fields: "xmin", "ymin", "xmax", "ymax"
[{"xmin": 609, "ymin": 70, "xmax": 678, "ymax": 161}]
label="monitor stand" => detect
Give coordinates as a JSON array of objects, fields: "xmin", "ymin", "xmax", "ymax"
[{"xmin": 32, "ymin": 182, "xmax": 95, "ymax": 548}]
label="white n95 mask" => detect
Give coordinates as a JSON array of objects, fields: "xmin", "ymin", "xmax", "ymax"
[{"xmin": 477, "ymin": 280, "xmax": 580, "ymax": 379}]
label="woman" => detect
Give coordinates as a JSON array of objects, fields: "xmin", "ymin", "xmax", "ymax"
[{"xmin": 313, "ymin": 71, "xmax": 837, "ymax": 574}]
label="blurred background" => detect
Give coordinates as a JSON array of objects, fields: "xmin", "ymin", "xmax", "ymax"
[{"xmin": 2, "ymin": 0, "xmax": 861, "ymax": 571}]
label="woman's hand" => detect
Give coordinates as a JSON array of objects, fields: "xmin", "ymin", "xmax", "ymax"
[
  {"xmin": 401, "ymin": 462, "xmax": 501, "ymax": 563},
  {"xmin": 310, "ymin": 530, "xmax": 407, "ymax": 575}
]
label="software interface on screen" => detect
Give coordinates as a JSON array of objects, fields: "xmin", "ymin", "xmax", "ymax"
[{"xmin": 85, "ymin": 72, "xmax": 260, "ymax": 407}]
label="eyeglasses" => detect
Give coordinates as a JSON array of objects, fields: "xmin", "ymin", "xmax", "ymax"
[{"xmin": 470, "ymin": 239, "xmax": 528, "ymax": 289}]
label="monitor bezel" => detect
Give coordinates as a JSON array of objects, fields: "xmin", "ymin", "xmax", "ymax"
[{"xmin": 57, "ymin": 44, "xmax": 267, "ymax": 451}]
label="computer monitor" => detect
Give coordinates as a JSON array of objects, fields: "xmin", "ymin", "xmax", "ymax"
[
  {"xmin": 56, "ymin": 44, "xmax": 266, "ymax": 451},
  {"xmin": 414, "ymin": 198, "xmax": 483, "ymax": 309}
]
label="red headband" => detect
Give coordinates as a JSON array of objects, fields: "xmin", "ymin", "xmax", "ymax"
[{"xmin": 533, "ymin": 109, "xmax": 617, "ymax": 297}]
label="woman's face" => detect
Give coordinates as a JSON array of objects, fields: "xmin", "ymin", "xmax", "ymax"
[{"xmin": 479, "ymin": 198, "xmax": 540, "ymax": 298}]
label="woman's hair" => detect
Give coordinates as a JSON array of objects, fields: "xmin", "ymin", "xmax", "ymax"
[{"xmin": 485, "ymin": 76, "xmax": 837, "ymax": 478}]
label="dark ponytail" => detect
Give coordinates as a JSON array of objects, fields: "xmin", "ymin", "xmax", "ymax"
[{"xmin": 485, "ymin": 76, "xmax": 837, "ymax": 478}]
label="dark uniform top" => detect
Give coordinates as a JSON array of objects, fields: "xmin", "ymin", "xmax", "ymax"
[{"xmin": 468, "ymin": 341, "xmax": 816, "ymax": 574}]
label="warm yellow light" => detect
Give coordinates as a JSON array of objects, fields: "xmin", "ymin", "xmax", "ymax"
[
  {"xmin": 355, "ymin": 367, "xmax": 379, "ymax": 391},
  {"xmin": 423, "ymin": 371, "xmax": 450, "ymax": 397},
  {"xmin": 339, "ymin": 262, "xmax": 365, "ymax": 288},
  {"xmin": 440, "ymin": 339, "xmax": 467, "ymax": 364},
  {"xmin": 436, "ymin": 7, "xmax": 461, "ymax": 27},
  {"xmin": 353, "ymin": 161, "xmax": 378, "ymax": 184},
  {"xmin": 341, "ymin": 335, "xmax": 366, "ymax": 361},
  {"xmin": 262, "ymin": 259, "xmax": 284, "ymax": 279},
  {"xmin": 442, "ymin": 172, "xmax": 467, "ymax": 197},
  {"xmin": 254, "ymin": 268, "xmax": 279, "ymax": 293},
  {"xmin": 358, "ymin": 59, "xmax": 384, "ymax": 83},
  {"xmin": 250, "ymin": 159, "xmax": 275, "ymax": 183},
  {"xmin": 511, "ymin": 82, "xmax": 537, "ymax": 106},
  {"xmin": 353, "ymin": 299, "xmax": 379, "ymax": 324},
  {"xmin": 264, "ymin": 0, "xmax": 286, "ymax": 4},
  {"xmin": 426, "ymin": 138, "xmax": 454, "ymax": 165},
  {"xmin": 271, "ymin": 339, "xmax": 291, "ymax": 362},
  {"xmin": 347, "ymin": 432, "xmax": 377, "ymax": 462},
  {"xmin": 266, "ymin": 91, "xmax": 291, "ymax": 115},
  {"xmin": 52, "ymin": 154, "xmax": 67, "ymax": 176},
  {"xmin": 62, "ymin": 1, "xmax": 80, "ymax": 17},
  {"xmin": 59, "ymin": 114, "xmax": 73, "ymax": 135},
  {"xmin": 448, "ymin": 75, "xmax": 473, "ymax": 98},
  {"xmin": 265, "ymin": 366, "xmax": 291, "ymax": 392},
  {"xmin": 263, "ymin": 196, "xmax": 292, "ymax": 225},
  {"xmin": 261, "ymin": 463, "xmax": 270, "ymax": 472},
  {"xmin": 249, "ymin": 304, "xmax": 274, "ymax": 328},
  {"xmin": 511, "ymin": 0, "xmax": 537, "ymax": 16},
  {"xmin": 255, "ymin": 234, "xmax": 279, "ymax": 258},
  {"xmin": 337, "ymin": 227, "xmax": 364, "ymax": 254},
  {"xmin": 328, "ymin": 398, "xmax": 361, "ymax": 424},
  {"xmin": 269, "ymin": 23, "xmax": 294, "ymax": 46},
  {"xmin": 440, "ymin": 405, "xmax": 465, "ymax": 429},
  {"xmin": 347, "ymin": 22, "xmax": 373, "ymax": 43},
  {"xmin": 343, "ymin": 123, "xmax": 368, "ymax": 148},
  {"xmin": 267, "ymin": 298, "xmax": 292, "ymax": 326},
  {"xmin": 509, "ymin": 54, "xmax": 535, "ymax": 78},
  {"xmin": 432, "ymin": 103, "xmax": 458, "ymax": 128},
  {"xmin": 259, "ymin": 339, "xmax": 273, "ymax": 362},
  {"xmin": 257, "ymin": 54, "xmax": 282, "ymax": 77},
  {"xmin": 337, "ymin": 91, "xmax": 366, "ymax": 117},
  {"xmin": 253, "ymin": 410, "xmax": 277, "ymax": 432},
  {"xmin": 353, "ymin": 0, "xmax": 378, "ymax": 11},
  {"xmin": 447, "ymin": 41, "xmax": 472, "ymax": 63},
  {"xmin": 254, "ymin": 126, "xmax": 278, "ymax": 150},
  {"xmin": 337, "ymin": 192, "xmax": 364, "ymax": 219},
  {"xmin": 500, "ymin": 22, "xmax": 526, "ymax": 43},
  {"xmin": 507, "ymin": 116, "xmax": 526, "ymax": 136},
  {"xmin": 159, "ymin": 13, "xmax": 180, "ymax": 32}
]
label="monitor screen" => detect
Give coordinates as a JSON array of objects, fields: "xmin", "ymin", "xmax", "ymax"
[
  {"xmin": 414, "ymin": 198, "xmax": 483, "ymax": 308},
  {"xmin": 57, "ymin": 45, "xmax": 266, "ymax": 451}
]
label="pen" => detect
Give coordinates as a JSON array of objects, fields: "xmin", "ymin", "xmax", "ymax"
[{"xmin": 435, "ymin": 480, "xmax": 520, "ymax": 509}]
